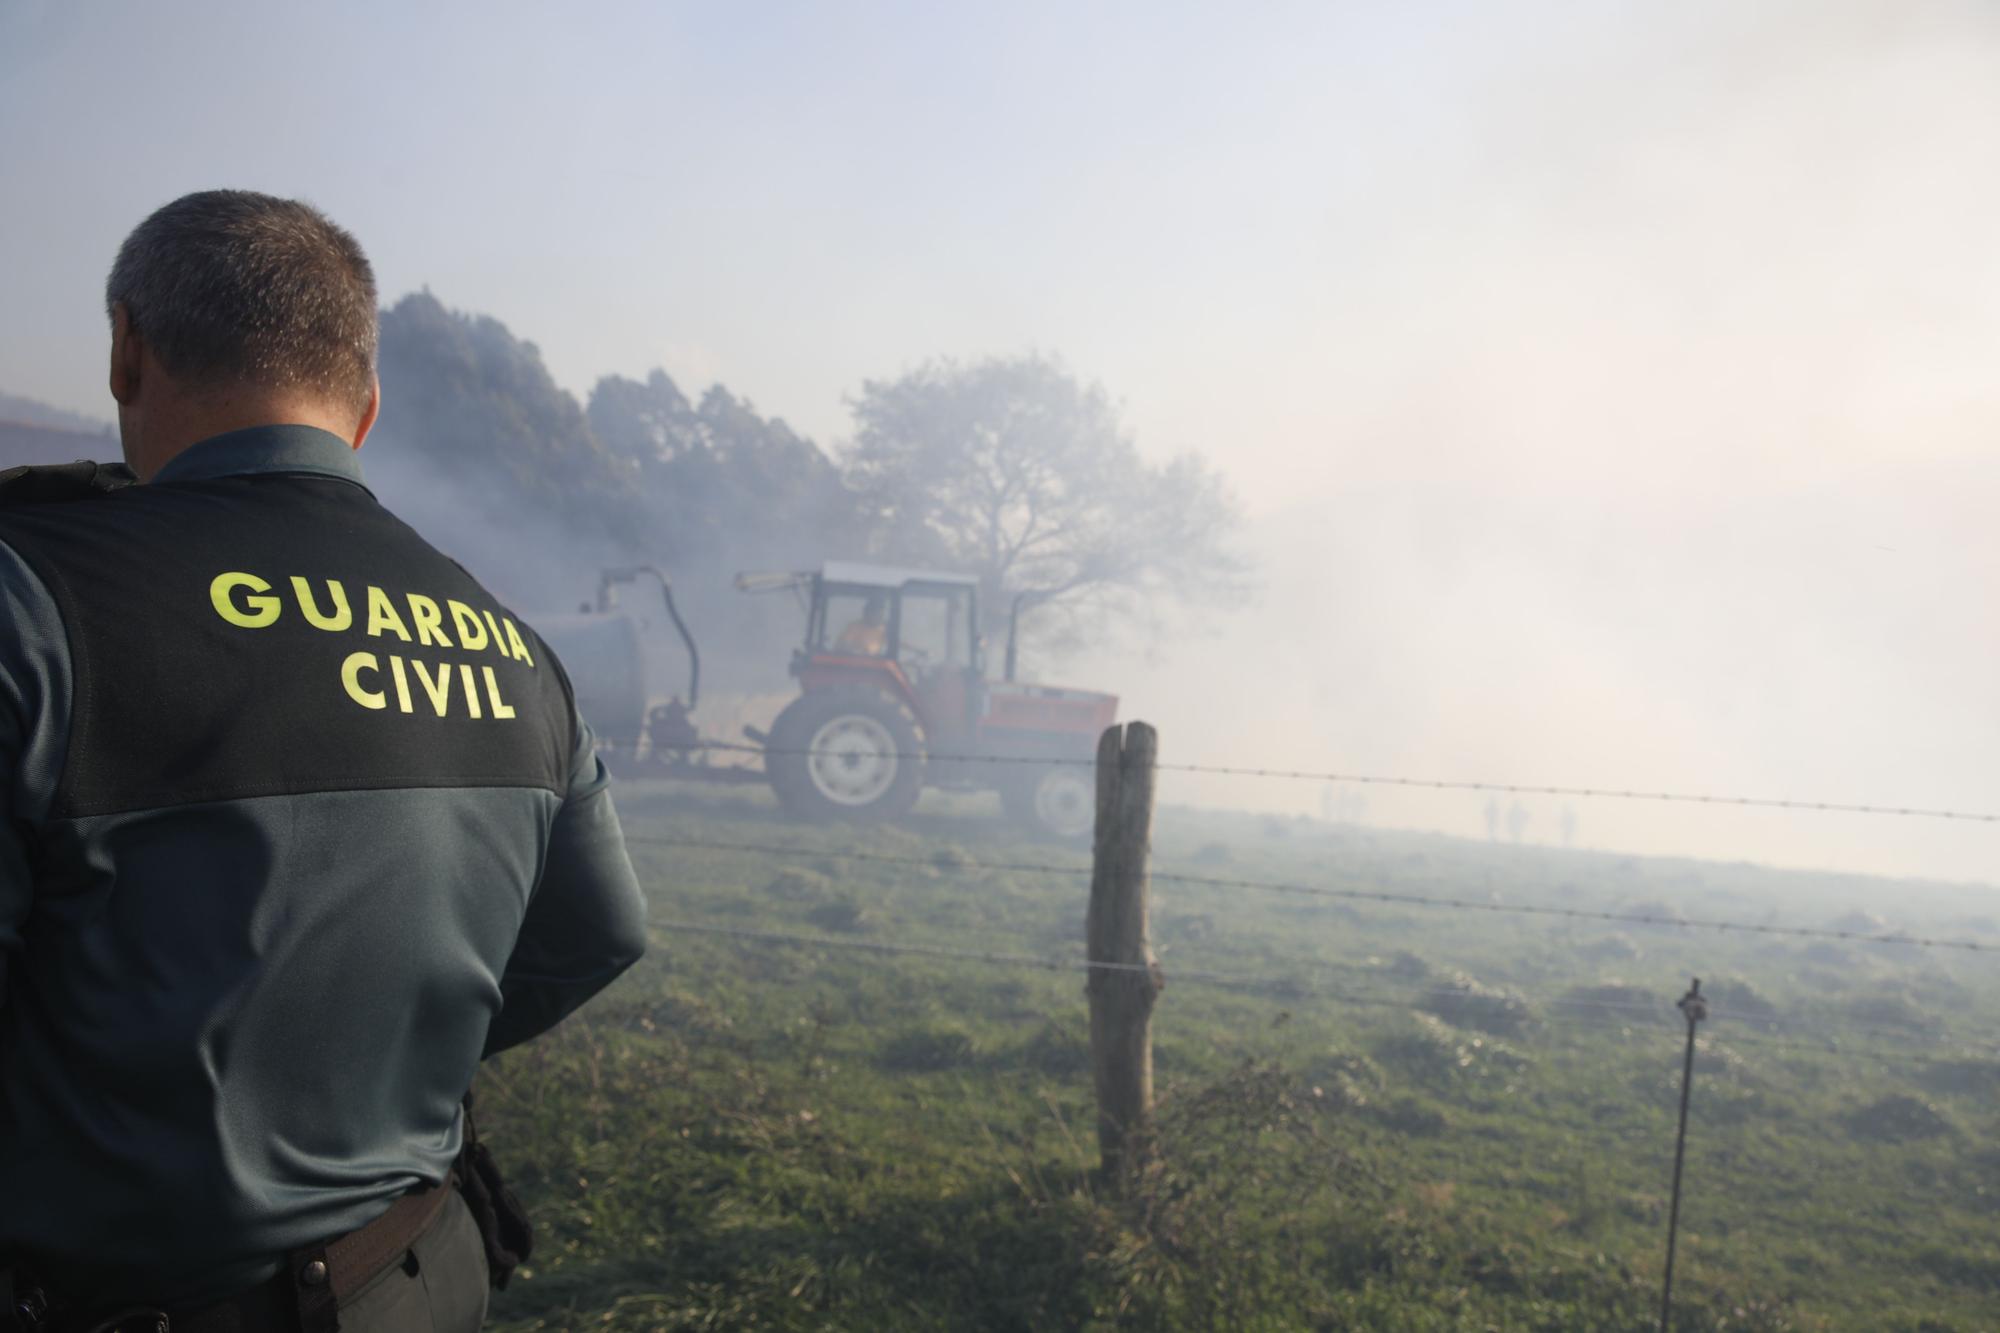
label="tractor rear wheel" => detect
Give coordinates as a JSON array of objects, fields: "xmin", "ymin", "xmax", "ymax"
[
  {"xmin": 1001, "ymin": 763, "xmax": 1096, "ymax": 842},
  {"xmin": 767, "ymin": 687, "xmax": 926, "ymax": 822}
]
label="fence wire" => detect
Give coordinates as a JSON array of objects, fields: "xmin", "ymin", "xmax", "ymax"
[
  {"xmin": 612, "ymin": 740, "xmax": 2000, "ymax": 824},
  {"xmin": 626, "ymin": 834, "xmax": 1996, "ymax": 953}
]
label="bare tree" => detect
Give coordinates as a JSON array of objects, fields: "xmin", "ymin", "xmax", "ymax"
[{"xmin": 842, "ymin": 354, "xmax": 1249, "ymax": 660}]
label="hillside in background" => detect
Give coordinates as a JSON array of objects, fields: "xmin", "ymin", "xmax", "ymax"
[
  {"xmin": 0, "ymin": 389, "xmax": 112, "ymax": 438},
  {"xmin": 0, "ymin": 390, "xmax": 114, "ymax": 472},
  {"xmin": 0, "ymin": 417, "xmax": 114, "ymax": 472}
]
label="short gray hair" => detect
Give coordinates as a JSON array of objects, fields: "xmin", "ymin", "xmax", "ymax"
[{"xmin": 106, "ymin": 190, "xmax": 378, "ymax": 416}]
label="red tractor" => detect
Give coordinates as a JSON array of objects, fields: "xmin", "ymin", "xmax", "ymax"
[{"xmin": 548, "ymin": 563, "xmax": 1117, "ymax": 839}]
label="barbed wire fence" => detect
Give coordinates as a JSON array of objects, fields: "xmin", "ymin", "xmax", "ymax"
[
  {"xmin": 608, "ymin": 736, "xmax": 2000, "ymax": 824},
  {"xmin": 626, "ymin": 835, "xmax": 1995, "ymax": 953},
  {"xmin": 615, "ymin": 722, "xmax": 1997, "ymax": 1326}
]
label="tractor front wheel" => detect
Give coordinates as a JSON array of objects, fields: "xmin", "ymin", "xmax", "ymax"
[
  {"xmin": 1001, "ymin": 763, "xmax": 1096, "ymax": 842},
  {"xmin": 767, "ymin": 687, "xmax": 927, "ymax": 822}
]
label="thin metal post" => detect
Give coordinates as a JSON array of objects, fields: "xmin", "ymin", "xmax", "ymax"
[{"xmin": 1660, "ymin": 977, "xmax": 1706, "ymax": 1332}]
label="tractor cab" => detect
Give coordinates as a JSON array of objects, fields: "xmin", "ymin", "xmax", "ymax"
[
  {"xmin": 739, "ymin": 562, "xmax": 1116, "ymax": 837},
  {"xmin": 797, "ymin": 563, "xmax": 986, "ymax": 752}
]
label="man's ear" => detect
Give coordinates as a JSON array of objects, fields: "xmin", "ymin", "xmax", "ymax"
[
  {"xmin": 351, "ymin": 376, "xmax": 381, "ymax": 450},
  {"xmin": 108, "ymin": 305, "xmax": 143, "ymax": 405}
]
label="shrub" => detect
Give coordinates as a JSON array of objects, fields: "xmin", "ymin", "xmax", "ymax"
[
  {"xmin": 1561, "ymin": 980, "xmax": 1666, "ymax": 1026},
  {"xmin": 1842, "ymin": 1093, "xmax": 1956, "ymax": 1143},
  {"xmin": 764, "ymin": 866, "xmax": 832, "ymax": 901},
  {"xmin": 1915, "ymin": 1058, "xmax": 2000, "ymax": 1098},
  {"xmin": 1302, "ymin": 1051, "xmax": 1383, "ymax": 1110},
  {"xmin": 805, "ymin": 897, "xmax": 871, "ymax": 934},
  {"xmin": 1018, "ymin": 1021, "xmax": 1091, "ymax": 1079},
  {"xmin": 1419, "ymin": 971, "xmax": 1534, "ymax": 1035},
  {"xmin": 1368, "ymin": 1094, "xmax": 1450, "ymax": 1136},
  {"xmin": 876, "ymin": 1024, "xmax": 977, "ymax": 1072},
  {"xmin": 1705, "ymin": 976, "xmax": 1781, "ymax": 1032},
  {"xmin": 1371, "ymin": 1014, "xmax": 1531, "ymax": 1092},
  {"xmin": 1841, "ymin": 990, "xmax": 1943, "ymax": 1036},
  {"xmin": 1579, "ymin": 933, "xmax": 1640, "ymax": 961}
]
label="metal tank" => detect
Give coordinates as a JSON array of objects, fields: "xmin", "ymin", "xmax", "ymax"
[{"xmin": 532, "ymin": 609, "xmax": 653, "ymax": 750}]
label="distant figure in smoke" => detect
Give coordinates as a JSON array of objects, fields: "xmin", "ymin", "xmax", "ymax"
[
  {"xmin": 835, "ymin": 594, "xmax": 890, "ymax": 656},
  {"xmin": 1321, "ymin": 785, "xmax": 1367, "ymax": 824},
  {"xmin": 1484, "ymin": 796, "xmax": 1501, "ymax": 841},
  {"xmin": 1507, "ymin": 800, "xmax": 1530, "ymax": 844}
]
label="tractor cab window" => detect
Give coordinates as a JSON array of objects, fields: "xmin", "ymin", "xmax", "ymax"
[
  {"xmin": 824, "ymin": 588, "xmax": 890, "ymax": 657},
  {"xmin": 897, "ymin": 584, "xmax": 972, "ymax": 675}
]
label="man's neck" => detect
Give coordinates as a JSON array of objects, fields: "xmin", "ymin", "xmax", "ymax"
[{"xmin": 123, "ymin": 392, "xmax": 360, "ymax": 482}]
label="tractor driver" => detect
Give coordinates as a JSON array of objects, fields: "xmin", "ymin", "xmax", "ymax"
[{"xmin": 834, "ymin": 594, "xmax": 889, "ymax": 656}]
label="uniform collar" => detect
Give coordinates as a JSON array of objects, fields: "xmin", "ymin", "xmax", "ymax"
[{"xmin": 151, "ymin": 424, "xmax": 369, "ymax": 488}]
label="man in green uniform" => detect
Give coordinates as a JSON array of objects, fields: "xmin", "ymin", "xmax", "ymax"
[{"xmin": 0, "ymin": 191, "xmax": 648, "ymax": 1330}]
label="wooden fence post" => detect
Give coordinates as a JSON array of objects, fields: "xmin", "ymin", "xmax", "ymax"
[{"xmin": 1088, "ymin": 720, "xmax": 1163, "ymax": 1193}]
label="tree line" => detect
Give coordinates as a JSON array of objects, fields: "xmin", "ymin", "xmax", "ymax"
[{"xmin": 368, "ymin": 292, "xmax": 1247, "ymax": 673}]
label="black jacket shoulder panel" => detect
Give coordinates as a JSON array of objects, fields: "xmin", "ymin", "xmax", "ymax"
[
  {"xmin": 0, "ymin": 460, "xmax": 139, "ymax": 505},
  {"xmin": 0, "ymin": 473, "xmax": 572, "ymax": 818}
]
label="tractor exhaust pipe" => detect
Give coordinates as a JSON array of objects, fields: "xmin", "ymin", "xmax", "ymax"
[
  {"xmin": 1006, "ymin": 591, "xmax": 1026, "ymax": 683},
  {"xmin": 1007, "ymin": 589, "xmax": 1049, "ymax": 684},
  {"xmin": 600, "ymin": 565, "xmax": 700, "ymax": 711}
]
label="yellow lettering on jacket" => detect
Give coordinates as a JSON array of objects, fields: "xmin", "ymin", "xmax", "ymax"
[
  {"xmin": 341, "ymin": 651, "xmax": 386, "ymax": 709},
  {"xmin": 502, "ymin": 618, "xmax": 534, "ymax": 667},
  {"xmin": 459, "ymin": 663, "xmax": 484, "ymax": 719},
  {"xmin": 411, "ymin": 658, "xmax": 453, "ymax": 716},
  {"xmin": 447, "ymin": 600, "xmax": 489, "ymax": 652},
  {"xmin": 389, "ymin": 654, "xmax": 414, "ymax": 713},
  {"xmin": 290, "ymin": 577, "xmax": 353, "ymax": 632},
  {"xmin": 211, "ymin": 572, "xmax": 282, "ymax": 628},
  {"xmin": 407, "ymin": 594, "xmax": 452, "ymax": 648},
  {"xmin": 482, "ymin": 665, "xmax": 517, "ymax": 719},
  {"xmin": 366, "ymin": 586, "xmax": 412, "ymax": 642},
  {"xmin": 207, "ymin": 568, "xmax": 541, "ymax": 711}
]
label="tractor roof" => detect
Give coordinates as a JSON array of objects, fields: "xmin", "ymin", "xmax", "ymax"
[
  {"xmin": 735, "ymin": 563, "xmax": 981, "ymax": 594},
  {"xmin": 820, "ymin": 561, "xmax": 979, "ymax": 589}
]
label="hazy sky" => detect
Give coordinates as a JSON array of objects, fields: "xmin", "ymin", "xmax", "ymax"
[{"xmin": 4, "ymin": 0, "xmax": 1998, "ymax": 886}]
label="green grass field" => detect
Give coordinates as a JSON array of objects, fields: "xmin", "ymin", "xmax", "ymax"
[{"xmin": 477, "ymin": 779, "xmax": 2000, "ymax": 1331}]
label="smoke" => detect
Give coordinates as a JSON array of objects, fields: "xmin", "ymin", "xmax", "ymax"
[
  {"xmin": 1075, "ymin": 0, "xmax": 2000, "ymax": 884},
  {"xmin": 7, "ymin": 0, "xmax": 1994, "ymax": 882},
  {"xmin": 360, "ymin": 448, "xmax": 616, "ymax": 617}
]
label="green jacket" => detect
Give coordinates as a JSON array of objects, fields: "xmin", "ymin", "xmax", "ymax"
[{"xmin": 0, "ymin": 426, "xmax": 647, "ymax": 1304}]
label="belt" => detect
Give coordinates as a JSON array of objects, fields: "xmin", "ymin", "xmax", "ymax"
[
  {"xmin": 40, "ymin": 1177, "xmax": 457, "ymax": 1333},
  {"xmin": 282, "ymin": 1174, "xmax": 457, "ymax": 1319}
]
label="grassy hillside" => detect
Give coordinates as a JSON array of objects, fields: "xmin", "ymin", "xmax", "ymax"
[{"xmin": 477, "ymin": 780, "xmax": 2000, "ymax": 1331}]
